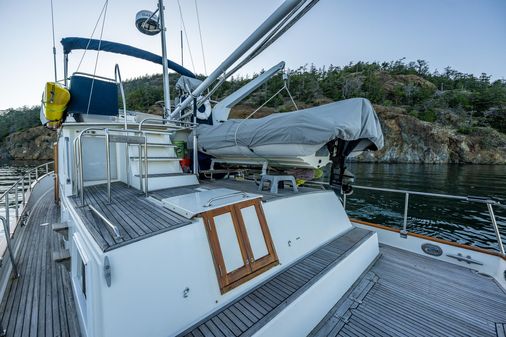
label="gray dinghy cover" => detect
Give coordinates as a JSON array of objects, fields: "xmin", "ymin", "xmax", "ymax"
[{"xmin": 194, "ymin": 97, "xmax": 384, "ymax": 152}]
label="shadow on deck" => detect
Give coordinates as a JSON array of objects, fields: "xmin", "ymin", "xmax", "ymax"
[{"xmin": 0, "ymin": 188, "xmax": 81, "ymax": 337}]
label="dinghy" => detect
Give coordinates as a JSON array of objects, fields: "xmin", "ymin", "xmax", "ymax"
[{"xmin": 193, "ymin": 97, "xmax": 384, "ymax": 169}]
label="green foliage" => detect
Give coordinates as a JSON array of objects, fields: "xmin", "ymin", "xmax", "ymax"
[
  {"xmin": 119, "ymin": 61, "xmax": 505, "ymax": 133},
  {"xmin": 2, "ymin": 60, "xmax": 505, "ymax": 144},
  {"xmin": 0, "ymin": 106, "xmax": 40, "ymax": 142}
]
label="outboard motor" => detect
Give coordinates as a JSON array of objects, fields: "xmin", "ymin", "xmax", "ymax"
[{"xmin": 327, "ymin": 139, "xmax": 361, "ymax": 195}]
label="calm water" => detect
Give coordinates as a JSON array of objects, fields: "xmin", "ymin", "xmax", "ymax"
[
  {"xmin": 0, "ymin": 163, "xmax": 38, "ymax": 229},
  {"xmin": 346, "ymin": 164, "xmax": 506, "ymax": 251},
  {"xmin": 1, "ymin": 163, "xmax": 505, "ymax": 251}
]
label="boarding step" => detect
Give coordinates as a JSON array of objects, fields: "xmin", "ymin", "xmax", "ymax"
[
  {"xmin": 129, "ymin": 156, "xmax": 180, "ymax": 161},
  {"xmin": 177, "ymin": 227, "xmax": 376, "ymax": 337},
  {"xmin": 134, "ymin": 173, "xmax": 190, "ymax": 178},
  {"xmin": 51, "ymin": 222, "xmax": 69, "ymax": 240},
  {"xmin": 52, "ymin": 249, "xmax": 70, "ymax": 271},
  {"xmin": 130, "ymin": 173, "xmax": 199, "ymax": 191}
]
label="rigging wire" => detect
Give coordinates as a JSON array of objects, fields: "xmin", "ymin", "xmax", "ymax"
[
  {"xmin": 194, "ymin": 0, "xmax": 207, "ymax": 76},
  {"xmin": 198, "ymin": 0, "xmax": 319, "ymax": 106},
  {"xmin": 50, "ymin": 0, "xmax": 58, "ymax": 84},
  {"xmin": 176, "ymin": 0, "xmax": 196, "ymax": 74},
  {"xmin": 85, "ymin": 0, "xmax": 109, "ymax": 115},
  {"xmin": 75, "ymin": 0, "xmax": 109, "ymax": 73},
  {"xmin": 233, "ymin": 82, "xmax": 298, "ymax": 147}
]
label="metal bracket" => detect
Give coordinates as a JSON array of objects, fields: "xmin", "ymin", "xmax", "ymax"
[
  {"xmin": 104, "ymin": 256, "xmax": 112, "ymax": 287},
  {"xmin": 447, "ymin": 253, "xmax": 483, "ymax": 265}
]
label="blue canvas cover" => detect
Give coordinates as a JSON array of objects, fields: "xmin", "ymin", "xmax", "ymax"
[
  {"xmin": 67, "ymin": 75, "xmax": 118, "ymax": 116},
  {"xmin": 61, "ymin": 37, "xmax": 195, "ymax": 78}
]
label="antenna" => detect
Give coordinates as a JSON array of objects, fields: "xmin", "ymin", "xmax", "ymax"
[
  {"xmin": 135, "ymin": 1, "xmax": 171, "ymax": 118},
  {"xmin": 135, "ymin": 10, "xmax": 161, "ymax": 35}
]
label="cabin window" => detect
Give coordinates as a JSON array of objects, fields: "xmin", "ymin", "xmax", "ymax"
[
  {"xmin": 202, "ymin": 198, "xmax": 278, "ymax": 293},
  {"xmin": 73, "ymin": 234, "xmax": 89, "ymax": 301},
  {"xmin": 76, "ymin": 251, "xmax": 87, "ymax": 299}
]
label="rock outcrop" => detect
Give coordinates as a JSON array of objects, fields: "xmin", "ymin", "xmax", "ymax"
[
  {"xmin": 1, "ymin": 105, "xmax": 505, "ymax": 164},
  {"xmin": 356, "ymin": 105, "xmax": 506, "ymax": 164},
  {"xmin": 0, "ymin": 126, "xmax": 56, "ymax": 161}
]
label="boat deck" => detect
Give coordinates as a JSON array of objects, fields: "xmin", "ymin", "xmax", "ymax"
[
  {"xmin": 310, "ymin": 244, "xmax": 506, "ymax": 337},
  {"xmin": 0, "ymin": 188, "xmax": 81, "ymax": 337},
  {"xmin": 178, "ymin": 227, "xmax": 374, "ymax": 337},
  {"xmin": 70, "ymin": 182, "xmax": 192, "ymax": 251},
  {"xmin": 1, "ymin": 182, "xmax": 506, "ymax": 337},
  {"xmin": 151, "ymin": 178, "xmax": 323, "ymax": 203}
]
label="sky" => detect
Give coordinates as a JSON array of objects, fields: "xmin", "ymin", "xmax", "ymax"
[{"xmin": 0, "ymin": 0, "xmax": 505, "ymax": 110}]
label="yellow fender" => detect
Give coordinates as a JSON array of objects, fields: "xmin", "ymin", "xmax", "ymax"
[{"xmin": 43, "ymin": 82, "xmax": 70, "ymax": 128}]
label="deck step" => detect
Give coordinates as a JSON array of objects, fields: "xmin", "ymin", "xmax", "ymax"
[
  {"xmin": 134, "ymin": 173, "xmax": 190, "ymax": 178},
  {"xmin": 52, "ymin": 250, "xmax": 70, "ymax": 263},
  {"xmin": 177, "ymin": 227, "xmax": 374, "ymax": 337},
  {"xmin": 129, "ymin": 156, "xmax": 179, "ymax": 161},
  {"xmin": 52, "ymin": 222, "xmax": 69, "ymax": 240}
]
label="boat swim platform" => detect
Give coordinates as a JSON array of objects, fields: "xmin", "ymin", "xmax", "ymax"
[{"xmin": 0, "ymin": 188, "xmax": 81, "ymax": 337}]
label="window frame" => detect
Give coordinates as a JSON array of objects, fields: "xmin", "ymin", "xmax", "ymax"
[{"xmin": 202, "ymin": 198, "xmax": 278, "ymax": 294}]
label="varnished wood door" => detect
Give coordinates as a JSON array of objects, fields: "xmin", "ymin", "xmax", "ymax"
[
  {"xmin": 233, "ymin": 199, "xmax": 277, "ymax": 272},
  {"xmin": 203, "ymin": 205, "xmax": 252, "ymax": 289},
  {"xmin": 203, "ymin": 198, "xmax": 278, "ymax": 293}
]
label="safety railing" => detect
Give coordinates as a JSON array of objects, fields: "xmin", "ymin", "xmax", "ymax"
[
  {"xmin": 74, "ymin": 122, "xmax": 196, "ymax": 205},
  {"xmin": 342, "ymin": 185, "xmax": 506, "ymax": 256},
  {"xmin": 0, "ymin": 161, "xmax": 54, "ymax": 276},
  {"xmin": 138, "ymin": 117, "xmax": 199, "ymax": 175}
]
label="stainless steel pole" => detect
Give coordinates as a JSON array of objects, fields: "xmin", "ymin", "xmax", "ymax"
[
  {"xmin": 0, "ymin": 216, "xmax": 19, "ymax": 278},
  {"xmin": 138, "ymin": 144, "xmax": 143, "ymax": 191},
  {"xmin": 487, "ymin": 204, "xmax": 505, "ymax": 256},
  {"xmin": 106, "ymin": 132, "xmax": 111, "ymax": 203},
  {"xmin": 401, "ymin": 193, "xmax": 409, "ymax": 237},
  {"xmin": 144, "ymin": 136, "xmax": 149, "ymax": 197},
  {"xmin": 64, "ymin": 54, "xmax": 69, "ymax": 87},
  {"xmin": 21, "ymin": 177, "xmax": 25, "ymax": 206},
  {"xmin": 158, "ymin": 0, "xmax": 171, "ymax": 118},
  {"xmin": 79, "ymin": 137, "xmax": 85, "ymax": 205},
  {"xmin": 170, "ymin": 0, "xmax": 305, "ymax": 118},
  {"xmin": 14, "ymin": 184, "xmax": 18, "ymax": 222}
]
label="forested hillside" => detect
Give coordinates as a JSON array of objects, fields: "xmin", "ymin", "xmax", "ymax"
[{"xmin": 1, "ymin": 59, "xmax": 505, "ymax": 162}]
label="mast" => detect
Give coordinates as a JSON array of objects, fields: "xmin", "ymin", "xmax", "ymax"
[
  {"xmin": 170, "ymin": 0, "xmax": 306, "ymax": 119},
  {"xmin": 158, "ymin": 0, "xmax": 171, "ymax": 118}
]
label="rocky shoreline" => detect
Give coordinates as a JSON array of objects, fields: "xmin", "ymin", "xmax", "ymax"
[
  {"xmin": 0, "ymin": 126, "xmax": 56, "ymax": 162},
  {"xmin": 1, "ymin": 108, "xmax": 505, "ymax": 164}
]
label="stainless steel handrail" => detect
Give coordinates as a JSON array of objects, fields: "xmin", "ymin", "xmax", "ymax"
[
  {"xmin": 75, "ymin": 127, "xmax": 182, "ymax": 203},
  {"xmin": 88, "ymin": 204, "xmax": 122, "ymax": 239},
  {"xmin": 343, "ymin": 185, "xmax": 505, "ymax": 255},
  {"xmin": 204, "ymin": 192, "xmax": 249, "ymax": 207},
  {"xmin": 0, "ymin": 161, "xmax": 54, "ymax": 278},
  {"xmin": 0, "ymin": 216, "xmax": 19, "ymax": 278},
  {"xmin": 137, "ymin": 117, "xmax": 197, "ymax": 132},
  {"xmin": 75, "ymin": 128, "xmax": 148, "ymax": 204}
]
